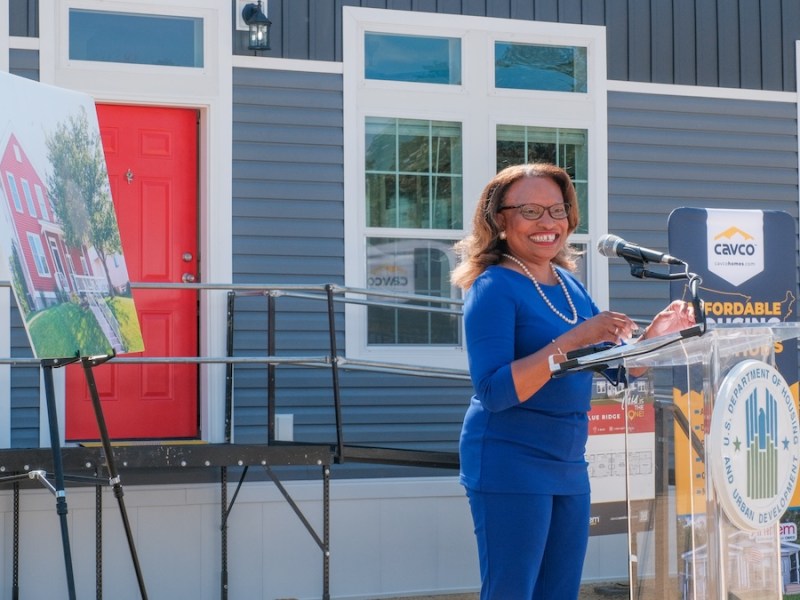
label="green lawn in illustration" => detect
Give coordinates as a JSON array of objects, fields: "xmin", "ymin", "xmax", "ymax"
[{"xmin": 26, "ymin": 296, "xmax": 142, "ymax": 358}]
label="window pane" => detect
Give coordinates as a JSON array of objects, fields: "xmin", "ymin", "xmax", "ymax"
[
  {"xmin": 365, "ymin": 118, "xmax": 396, "ymax": 171},
  {"xmin": 365, "ymin": 117, "xmax": 462, "ymax": 230},
  {"xmin": 495, "ymin": 42, "xmax": 587, "ymax": 92},
  {"xmin": 365, "ymin": 33, "xmax": 461, "ymax": 84},
  {"xmin": 398, "ymin": 121, "xmax": 430, "ymax": 173},
  {"xmin": 496, "ymin": 125, "xmax": 588, "ymax": 234},
  {"xmin": 366, "ymin": 238, "xmax": 460, "ymax": 345},
  {"xmin": 69, "ymin": 9, "xmax": 204, "ymax": 68}
]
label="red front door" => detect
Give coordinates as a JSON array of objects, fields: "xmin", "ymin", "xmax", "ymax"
[{"xmin": 65, "ymin": 105, "xmax": 199, "ymax": 440}]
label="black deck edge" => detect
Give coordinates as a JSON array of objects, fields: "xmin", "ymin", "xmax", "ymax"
[{"xmin": 0, "ymin": 443, "xmax": 335, "ymax": 476}]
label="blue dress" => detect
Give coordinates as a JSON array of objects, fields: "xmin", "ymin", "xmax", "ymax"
[
  {"xmin": 460, "ymin": 264, "xmax": 600, "ymax": 495},
  {"xmin": 459, "ymin": 264, "xmax": 600, "ymax": 599}
]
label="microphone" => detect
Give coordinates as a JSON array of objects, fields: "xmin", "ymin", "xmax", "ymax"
[{"xmin": 597, "ymin": 234, "xmax": 685, "ymax": 266}]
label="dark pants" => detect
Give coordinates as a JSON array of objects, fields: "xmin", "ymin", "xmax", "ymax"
[{"xmin": 466, "ymin": 489, "xmax": 590, "ymax": 600}]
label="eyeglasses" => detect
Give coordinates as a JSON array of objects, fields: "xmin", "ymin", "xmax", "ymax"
[{"xmin": 498, "ymin": 202, "xmax": 570, "ymax": 220}]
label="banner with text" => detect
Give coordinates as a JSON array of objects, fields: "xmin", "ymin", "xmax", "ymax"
[{"xmin": 668, "ymin": 207, "xmax": 799, "ymax": 513}]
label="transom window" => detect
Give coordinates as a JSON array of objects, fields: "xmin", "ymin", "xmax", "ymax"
[
  {"xmin": 365, "ymin": 33, "xmax": 461, "ymax": 84},
  {"xmin": 69, "ymin": 9, "xmax": 204, "ymax": 68},
  {"xmin": 495, "ymin": 42, "xmax": 587, "ymax": 92}
]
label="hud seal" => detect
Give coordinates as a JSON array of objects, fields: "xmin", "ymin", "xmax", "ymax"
[{"xmin": 709, "ymin": 359, "xmax": 800, "ymax": 531}]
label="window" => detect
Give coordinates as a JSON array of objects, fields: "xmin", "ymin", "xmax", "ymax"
[
  {"xmin": 27, "ymin": 233, "xmax": 51, "ymax": 277},
  {"xmin": 364, "ymin": 117, "xmax": 462, "ymax": 345},
  {"xmin": 366, "ymin": 238, "xmax": 459, "ymax": 344},
  {"xmin": 34, "ymin": 184, "xmax": 49, "ymax": 221},
  {"xmin": 344, "ymin": 8, "xmax": 608, "ymax": 368},
  {"xmin": 21, "ymin": 179, "xmax": 37, "ymax": 218},
  {"xmin": 365, "ymin": 118, "xmax": 462, "ymax": 230},
  {"xmin": 365, "ymin": 33, "xmax": 461, "ymax": 84},
  {"xmin": 6, "ymin": 172, "xmax": 22, "ymax": 212},
  {"xmin": 69, "ymin": 9, "xmax": 203, "ymax": 68},
  {"xmin": 495, "ymin": 42, "xmax": 587, "ymax": 92}
]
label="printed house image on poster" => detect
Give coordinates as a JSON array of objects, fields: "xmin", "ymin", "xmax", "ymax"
[{"xmin": 0, "ymin": 72, "xmax": 143, "ymax": 360}]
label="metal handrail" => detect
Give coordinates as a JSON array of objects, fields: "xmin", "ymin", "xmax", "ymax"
[{"xmin": 0, "ymin": 281, "xmax": 470, "ymax": 441}]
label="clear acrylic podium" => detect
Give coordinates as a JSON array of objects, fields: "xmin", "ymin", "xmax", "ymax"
[{"xmin": 556, "ymin": 323, "xmax": 800, "ymax": 600}]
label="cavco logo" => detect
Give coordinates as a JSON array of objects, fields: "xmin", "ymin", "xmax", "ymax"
[
  {"xmin": 709, "ymin": 360, "xmax": 800, "ymax": 531},
  {"xmin": 706, "ymin": 210, "xmax": 763, "ymax": 286}
]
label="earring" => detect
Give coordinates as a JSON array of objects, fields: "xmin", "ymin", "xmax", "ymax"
[{"xmin": 499, "ymin": 231, "xmax": 507, "ymax": 240}]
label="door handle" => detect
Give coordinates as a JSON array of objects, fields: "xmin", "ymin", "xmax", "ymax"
[{"xmin": 182, "ymin": 273, "xmax": 197, "ymax": 283}]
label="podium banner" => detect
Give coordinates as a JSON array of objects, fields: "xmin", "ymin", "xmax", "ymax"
[{"xmin": 668, "ymin": 207, "xmax": 799, "ymax": 512}]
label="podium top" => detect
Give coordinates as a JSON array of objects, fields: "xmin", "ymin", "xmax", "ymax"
[{"xmin": 550, "ymin": 322, "xmax": 800, "ymax": 375}]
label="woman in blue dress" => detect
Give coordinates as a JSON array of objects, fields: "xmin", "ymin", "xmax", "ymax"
[{"xmin": 451, "ymin": 163, "xmax": 694, "ymax": 599}]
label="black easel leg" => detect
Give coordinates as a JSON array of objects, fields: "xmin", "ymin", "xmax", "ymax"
[
  {"xmin": 42, "ymin": 363, "xmax": 77, "ymax": 600},
  {"xmin": 81, "ymin": 357, "xmax": 149, "ymax": 600}
]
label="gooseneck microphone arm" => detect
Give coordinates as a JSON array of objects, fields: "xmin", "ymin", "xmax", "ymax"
[
  {"xmin": 597, "ymin": 234, "xmax": 687, "ymax": 280},
  {"xmin": 596, "ymin": 232, "xmax": 706, "ymax": 332}
]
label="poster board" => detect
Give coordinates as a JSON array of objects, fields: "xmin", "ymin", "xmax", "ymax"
[{"xmin": 0, "ymin": 72, "xmax": 143, "ymax": 359}]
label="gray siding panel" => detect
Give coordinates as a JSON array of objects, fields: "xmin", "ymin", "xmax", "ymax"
[
  {"xmin": 607, "ymin": 91, "xmax": 799, "ymax": 321},
  {"xmin": 10, "ymin": 303, "xmax": 39, "ymax": 448},
  {"xmin": 8, "ymin": 47, "xmax": 41, "ymax": 447},
  {"xmin": 694, "ymin": 0, "xmax": 716, "ymax": 86},
  {"xmin": 627, "ymin": 1, "xmax": 651, "ymax": 83},
  {"xmin": 231, "ymin": 67, "xmax": 471, "ymax": 453}
]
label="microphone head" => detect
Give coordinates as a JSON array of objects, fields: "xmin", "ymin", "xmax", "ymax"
[{"xmin": 597, "ymin": 234, "xmax": 624, "ymax": 258}]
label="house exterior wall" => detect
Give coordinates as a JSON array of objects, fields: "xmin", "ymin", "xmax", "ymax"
[
  {"xmin": 231, "ymin": 66, "xmax": 471, "ymax": 456},
  {"xmin": 231, "ymin": 0, "xmax": 800, "ymax": 93},
  {"xmin": 12, "ymin": 1, "xmax": 800, "ymax": 92}
]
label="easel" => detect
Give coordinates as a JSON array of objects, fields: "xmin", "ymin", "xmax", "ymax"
[{"xmin": 0, "ymin": 354, "xmax": 148, "ymax": 600}]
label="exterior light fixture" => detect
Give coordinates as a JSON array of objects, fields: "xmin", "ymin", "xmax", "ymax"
[{"xmin": 242, "ymin": 1, "xmax": 271, "ymax": 51}]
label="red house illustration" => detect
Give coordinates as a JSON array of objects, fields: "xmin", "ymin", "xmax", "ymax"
[{"xmin": 0, "ymin": 131, "xmax": 99, "ymax": 312}]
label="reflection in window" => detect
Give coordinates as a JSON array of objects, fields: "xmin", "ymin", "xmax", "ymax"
[
  {"xmin": 495, "ymin": 42, "xmax": 587, "ymax": 92},
  {"xmin": 69, "ymin": 9, "xmax": 203, "ymax": 68},
  {"xmin": 366, "ymin": 117, "xmax": 463, "ymax": 230},
  {"xmin": 496, "ymin": 125, "xmax": 589, "ymax": 234},
  {"xmin": 365, "ymin": 33, "xmax": 461, "ymax": 84},
  {"xmin": 366, "ymin": 238, "xmax": 460, "ymax": 344}
]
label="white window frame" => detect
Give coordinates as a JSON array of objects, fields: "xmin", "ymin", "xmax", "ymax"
[{"xmin": 343, "ymin": 7, "xmax": 609, "ymax": 370}]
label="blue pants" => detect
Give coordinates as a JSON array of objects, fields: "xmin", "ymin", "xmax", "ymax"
[{"xmin": 466, "ymin": 489, "xmax": 590, "ymax": 600}]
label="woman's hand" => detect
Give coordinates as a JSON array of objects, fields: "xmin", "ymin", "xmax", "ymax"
[
  {"xmin": 561, "ymin": 311, "xmax": 639, "ymax": 349},
  {"xmin": 641, "ymin": 300, "xmax": 696, "ymax": 340}
]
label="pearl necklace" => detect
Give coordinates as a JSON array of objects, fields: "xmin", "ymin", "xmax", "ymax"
[{"xmin": 501, "ymin": 253, "xmax": 578, "ymax": 324}]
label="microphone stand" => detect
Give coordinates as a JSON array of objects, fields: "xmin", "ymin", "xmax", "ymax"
[{"xmin": 624, "ymin": 258, "xmax": 706, "ymax": 334}]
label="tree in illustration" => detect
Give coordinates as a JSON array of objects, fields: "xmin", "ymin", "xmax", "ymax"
[{"xmin": 46, "ymin": 108, "xmax": 120, "ymax": 297}]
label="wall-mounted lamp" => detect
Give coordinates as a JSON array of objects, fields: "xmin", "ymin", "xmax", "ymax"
[{"xmin": 242, "ymin": 1, "xmax": 271, "ymax": 51}]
